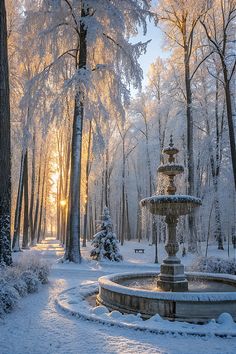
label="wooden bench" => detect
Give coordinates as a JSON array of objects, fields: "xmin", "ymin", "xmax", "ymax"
[{"xmin": 134, "ymin": 248, "xmax": 144, "ymax": 254}]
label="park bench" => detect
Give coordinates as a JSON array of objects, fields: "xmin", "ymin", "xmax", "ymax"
[{"xmin": 134, "ymin": 248, "xmax": 145, "ymax": 254}]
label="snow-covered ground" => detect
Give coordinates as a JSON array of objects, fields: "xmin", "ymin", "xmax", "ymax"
[{"xmin": 0, "ymin": 238, "xmax": 236, "ymax": 354}]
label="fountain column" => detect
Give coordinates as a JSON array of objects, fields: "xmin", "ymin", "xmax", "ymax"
[
  {"xmin": 156, "ymin": 136, "xmax": 188, "ymax": 291},
  {"xmin": 157, "ymin": 214, "xmax": 188, "ymax": 291}
]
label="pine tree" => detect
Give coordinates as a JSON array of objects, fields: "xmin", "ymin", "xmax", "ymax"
[{"xmin": 90, "ymin": 207, "xmax": 122, "ymax": 262}]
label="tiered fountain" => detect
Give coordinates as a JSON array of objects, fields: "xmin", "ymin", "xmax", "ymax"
[
  {"xmin": 97, "ymin": 137, "xmax": 236, "ymax": 323},
  {"xmin": 142, "ymin": 135, "xmax": 201, "ymax": 292}
]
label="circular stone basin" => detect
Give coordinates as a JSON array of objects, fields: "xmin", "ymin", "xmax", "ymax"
[
  {"xmin": 157, "ymin": 164, "xmax": 184, "ymax": 176},
  {"xmin": 140, "ymin": 195, "xmax": 202, "ymax": 216},
  {"xmin": 97, "ymin": 272, "xmax": 236, "ymax": 323}
]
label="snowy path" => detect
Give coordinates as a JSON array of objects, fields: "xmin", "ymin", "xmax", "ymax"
[{"xmin": 0, "ymin": 239, "xmax": 236, "ymax": 354}]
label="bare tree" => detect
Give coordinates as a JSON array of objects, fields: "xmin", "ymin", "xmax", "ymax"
[
  {"xmin": 201, "ymin": 0, "xmax": 236, "ymax": 190},
  {"xmin": 157, "ymin": 0, "xmax": 211, "ymax": 252}
]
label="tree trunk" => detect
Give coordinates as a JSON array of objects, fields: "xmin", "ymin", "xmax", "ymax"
[
  {"xmin": 12, "ymin": 151, "xmax": 25, "ymax": 251},
  {"xmin": 183, "ymin": 41, "xmax": 197, "ymax": 253},
  {"xmin": 0, "ymin": 0, "xmax": 12, "ymax": 266},
  {"xmin": 65, "ymin": 6, "xmax": 87, "ymax": 262},
  {"xmin": 223, "ymin": 77, "xmax": 236, "ymax": 190},
  {"xmin": 31, "ymin": 145, "xmax": 42, "ymax": 245},
  {"xmin": 104, "ymin": 147, "xmax": 110, "ymax": 208},
  {"xmin": 29, "ymin": 130, "xmax": 36, "ymax": 244},
  {"xmin": 37, "ymin": 157, "xmax": 47, "ymax": 243},
  {"xmin": 82, "ymin": 120, "xmax": 92, "ymax": 247},
  {"xmin": 67, "ymin": 93, "xmax": 84, "ymax": 262},
  {"xmin": 121, "ymin": 138, "xmax": 125, "ymax": 245},
  {"xmin": 22, "ymin": 149, "xmax": 29, "ymax": 248},
  {"xmin": 125, "ymin": 192, "xmax": 131, "ymax": 240}
]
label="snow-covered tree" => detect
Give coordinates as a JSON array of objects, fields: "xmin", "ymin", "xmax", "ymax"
[
  {"xmin": 24, "ymin": 0, "xmax": 153, "ymax": 263},
  {"xmin": 90, "ymin": 207, "xmax": 122, "ymax": 262}
]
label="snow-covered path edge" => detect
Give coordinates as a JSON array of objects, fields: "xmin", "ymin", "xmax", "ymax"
[{"xmin": 56, "ymin": 285, "xmax": 236, "ymax": 338}]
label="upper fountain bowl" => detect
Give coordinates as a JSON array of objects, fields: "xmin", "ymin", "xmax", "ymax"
[
  {"xmin": 157, "ymin": 163, "xmax": 184, "ymax": 176},
  {"xmin": 140, "ymin": 194, "xmax": 202, "ymax": 216}
]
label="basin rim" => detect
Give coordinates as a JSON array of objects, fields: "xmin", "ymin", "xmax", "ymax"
[{"xmin": 98, "ymin": 271, "xmax": 236, "ymax": 302}]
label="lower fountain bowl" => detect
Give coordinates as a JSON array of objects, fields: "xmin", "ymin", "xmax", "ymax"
[
  {"xmin": 97, "ymin": 272, "xmax": 236, "ymax": 323},
  {"xmin": 140, "ymin": 195, "xmax": 202, "ymax": 216}
]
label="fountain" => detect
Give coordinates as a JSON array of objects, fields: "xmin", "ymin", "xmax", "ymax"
[
  {"xmin": 97, "ymin": 137, "xmax": 236, "ymax": 323},
  {"xmin": 141, "ymin": 135, "xmax": 201, "ymax": 292}
]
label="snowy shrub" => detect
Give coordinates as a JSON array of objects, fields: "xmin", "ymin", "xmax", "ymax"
[
  {"xmin": 190, "ymin": 256, "xmax": 236, "ymax": 275},
  {"xmin": 0, "ymin": 256, "xmax": 50, "ymax": 317},
  {"xmin": 90, "ymin": 207, "xmax": 123, "ymax": 262},
  {"xmin": 0, "ymin": 284, "xmax": 20, "ymax": 313},
  {"xmin": 17, "ymin": 256, "xmax": 50, "ymax": 284},
  {"xmin": 20, "ymin": 271, "xmax": 40, "ymax": 293},
  {"xmin": 0, "ymin": 298, "xmax": 5, "ymax": 318},
  {"xmin": 12, "ymin": 279, "xmax": 28, "ymax": 297},
  {"xmin": 1, "ymin": 267, "xmax": 28, "ymax": 297}
]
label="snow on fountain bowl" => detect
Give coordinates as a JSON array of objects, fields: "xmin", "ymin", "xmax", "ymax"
[
  {"xmin": 140, "ymin": 194, "xmax": 201, "ymax": 216},
  {"xmin": 97, "ymin": 136, "xmax": 236, "ymax": 323}
]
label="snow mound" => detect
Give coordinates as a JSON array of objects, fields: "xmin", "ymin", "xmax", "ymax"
[
  {"xmin": 56, "ymin": 284, "xmax": 236, "ymax": 338},
  {"xmin": 91, "ymin": 306, "xmax": 109, "ymax": 316},
  {"xmin": 217, "ymin": 313, "xmax": 234, "ymax": 325}
]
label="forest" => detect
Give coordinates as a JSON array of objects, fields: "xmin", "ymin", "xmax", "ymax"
[
  {"xmin": 0, "ymin": 0, "xmax": 235, "ymax": 264},
  {"xmin": 1, "ymin": 1, "xmax": 236, "ymax": 353}
]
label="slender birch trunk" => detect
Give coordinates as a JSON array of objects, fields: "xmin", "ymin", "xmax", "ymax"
[
  {"xmin": 82, "ymin": 120, "xmax": 92, "ymax": 247},
  {"xmin": 37, "ymin": 157, "xmax": 47, "ymax": 243},
  {"xmin": 12, "ymin": 151, "xmax": 25, "ymax": 251},
  {"xmin": 22, "ymin": 149, "xmax": 29, "ymax": 248},
  {"xmin": 29, "ymin": 130, "xmax": 36, "ymax": 244}
]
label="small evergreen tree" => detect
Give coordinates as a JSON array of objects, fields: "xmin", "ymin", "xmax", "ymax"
[{"xmin": 90, "ymin": 207, "xmax": 122, "ymax": 262}]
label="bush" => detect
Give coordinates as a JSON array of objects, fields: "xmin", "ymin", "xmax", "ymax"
[
  {"xmin": 20, "ymin": 271, "xmax": 40, "ymax": 293},
  {"xmin": 190, "ymin": 256, "xmax": 236, "ymax": 275},
  {"xmin": 17, "ymin": 256, "xmax": 50, "ymax": 285},
  {"xmin": 0, "ymin": 256, "xmax": 50, "ymax": 317},
  {"xmin": 12, "ymin": 279, "xmax": 28, "ymax": 297},
  {"xmin": 0, "ymin": 285, "xmax": 20, "ymax": 313}
]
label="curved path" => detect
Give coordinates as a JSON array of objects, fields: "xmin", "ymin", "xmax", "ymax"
[{"xmin": 0, "ymin": 239, "xmax": 235, "ymax": 354}]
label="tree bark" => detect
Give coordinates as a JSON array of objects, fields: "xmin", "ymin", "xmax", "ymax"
[
  {"xmin": 31, "ymin": 144, "xmax": 42, "ymax": 245},
  {"xmin": 37, "ymin": 157, "xmax": 47, "ymax": 243},
  {"xmin": 223, "ymin": 77, "xmax": 236, "ymax": 190},
  {"xmin": 12, "ymin": 151, "xmax": 25, "ymax": 251},
  {"xmin": 82, "ymin": 120, "xmax": 92, "ymax": 247},
  {"xmin": 183, "ymin": 28, "xmax": 197, "ymax": 253},
  {"xmin": 65, "ymin": 5, "xmax": 87, "ymax": 262},
  {"xmin": 22, "ymin": 149, "xmax": 29, "ymax": 248},
  {"xmin": 0, "ymin": 0, "xmax": 12, "ymax": 265},
  {"xmin": 29, "ymin": 130, "xmax": 36, "ymax": 244}
]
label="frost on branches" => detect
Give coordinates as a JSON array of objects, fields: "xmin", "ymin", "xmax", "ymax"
[{"xmin": 90, "ymin": 207, "xmax": 122, "ymax": 262}]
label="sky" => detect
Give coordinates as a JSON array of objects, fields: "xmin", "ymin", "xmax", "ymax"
[{"xmin": 132, "ymin": 17, "xmax": 168, "ymax": 92}]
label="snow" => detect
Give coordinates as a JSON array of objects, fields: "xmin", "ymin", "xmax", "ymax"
[
  {"xmin": 57, "ymin": 284, "xmax": 236, "ymax": 338},
  {"xmin": 1, "ymin": 238, "xmax": 236, "ymax": 354},
  {"xmin": 141, "ymin": 195, "xmax": 202, "ymax": 205}
]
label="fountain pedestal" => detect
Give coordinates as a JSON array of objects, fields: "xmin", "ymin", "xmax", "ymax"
[{"xmin": 157, "ymin": 215, "xmax": 188, "ymax": 291}]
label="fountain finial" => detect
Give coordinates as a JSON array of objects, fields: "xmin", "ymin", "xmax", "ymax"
[{"xmin": 169, "ymin": 134, "xmax": 174, "ymax": 147}]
